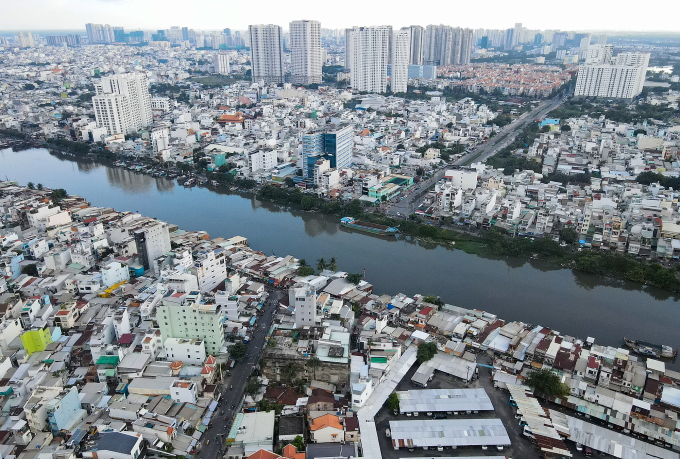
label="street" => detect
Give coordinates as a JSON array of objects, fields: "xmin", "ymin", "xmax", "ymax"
[
  {"xmin": 195, "ymin": 286, "xmax": 284, "ymax": 459},
  {"xmin": 387, "ymin": 94, "xmax": 566, "ymax": 218}
]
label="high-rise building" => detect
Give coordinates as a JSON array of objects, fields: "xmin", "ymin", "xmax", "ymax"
[
  {"xmin": 289, "ymin": 20, "xmax": 322, "ymax": 85},
  {"xmin": 422, "ymin": 25, "xmax": 472, "ymax": 66},
  {"xmin": 46, "ymin": 35, "xmax": 81, "ymax": 47},
  {"xmin": 86, "ymin": 23, "xmax": 116, "ymax": 44},
  {"xmin": 347, "ymin": 26, "xmax": 391, "ymax": 93},
  {"xmin": 182, "ymin": 27, "xmax": 189, "ymax": 41},
  {"xmin": 574, "ymin": 45, "xmax": 650, "ymax": 99},
  {"xmin": 248, "ymin": 24, "xmax": 285, "ymax": 84},
  {"xmin": 213, "ymin": 52, "xmax": 230, "ymax": 75},
  {"xmin": 289, "ymin": 285, "xmax": 317, "ymax": 327},
  {"xmin": 113, "ymin": 27, "xmax": 125, "ymax": 43},
  {"xmin": 344, "ymin": 28, "xmax": 355, "ymax": 70},
  {"xmin": 302, "ymin": 124, "xmax": 354, "ymax": 178},
  {"xmin": 408, "ymin": 26, "xmax": 424, "ymax": 65},
  {"xmin": 391, "ymin": 28, "xmax": 411, "ymax": 93},
  {"xmin": 15, "ymin": 32, "xmax": 34, "ymax": 48},
  {"xmin": 92, "ymin": 73, "xmax": 152, "ymax": 136}
]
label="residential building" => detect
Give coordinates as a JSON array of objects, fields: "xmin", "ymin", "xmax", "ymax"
[
  {"xmin": 391, "ymin": 28, "xmax": 411, "ymax": 93},
  {"xmin": 213, "ymin": 52, "xmax": 230, "ymax": 75},
  {"xmin": 82, "ymin": 432, "xmax": 144, "ymax": 459},
  {"xmin": 310, "ymin": 414, "xmax": 344, "ymax": 443},
  {"xmin": 574, "ymin": 45, "xmax": 650, "ymax": 99},
  {"xmin": 93, "ymin": 73, "xmax": 152, "ymax": 136},
  {"xmin": 289, "ymin": 20, "xmax": 322, "ymax": 85},
  {"xmin": 164, "ymin": 337, "xmax": 206, "ymax": 365},
  {"xmin": 192, "ymin": 249, "xmax": 227, "ymax": 292},
  {"xmin": 171, "ymin": 380, "xmax": 198, "ymax": 403},
  {"xmin": 407, "ymin": 26, "xmax": 424, "ymax": 65},
  {"xmin": 347, "ymin": 26, "xmax": 391, "ymax": 93},
  {"xmin": 289, "ymin": 284, "xmax": 317, "ymax": 327},
  {"xmin": 101, "ymin": 261, "xmax": 130, "ymax": 287},
  {"xmin": 20, "ymin": 325, "xmax": 53, "ymax": 355},
  {"xmin": 248, "ymin": 24, "xmax": 285, "ymax": 84},
  {"xmin": 157, "ymin": 295, "xmax": 224, "ymax": 354},
  {"xmin": 229, "ymin": 411, "xmax": 276, "ymax": 456}
]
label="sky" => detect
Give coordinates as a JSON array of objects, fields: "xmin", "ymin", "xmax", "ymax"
[{"xmin": 1, "ymin": 0, "xmax": 678, "ymax": 32}]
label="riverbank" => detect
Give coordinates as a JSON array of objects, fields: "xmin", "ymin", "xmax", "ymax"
[
  {"xmin": 257, "ymin": 184, "xmax": 680, "ymax": 297},
  {"xmin": 5, "ymin": 140, "xmax": 680, "ymax": 297}
]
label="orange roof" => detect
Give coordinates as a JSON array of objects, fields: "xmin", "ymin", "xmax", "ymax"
[
  {"xmin": 282, "ymin": 444, "xmax": 305, "ymax": 459},
  {"xmin": 246, "ymin": 450, "xmax": 280, "ymax": 459},
  {"xmin": 310, "ymin": 414, "xmax": 342, "ymax": 431},
  {"xmin": 205, "ymin": 355, "xmax": 216, "ymax": 365}
]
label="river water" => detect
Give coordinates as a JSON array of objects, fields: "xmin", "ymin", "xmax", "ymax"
[{"xmin": 2, "ymin": 148, "xmax": 679, "ymax": 367}]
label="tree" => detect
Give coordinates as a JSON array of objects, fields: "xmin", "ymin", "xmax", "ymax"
[
  {"xmin": 282, "ymin": 362, "xmax": 301, "ymax": 382},
  {"xmin": 559, "ymin": 227, "xmax": 578, "ymax": 245},
  {"xmin": 297, "ymin": 266, "xmax": 315, "ymax": 276},
  {"xmin": 307, "ymin": 356, "xmax": 321, "ymax": 380},
  {"xmin": 245, "ymin": 380, "xmax": 260, "ymax": 395},
  {"xmin": 346, "ymin": 272, "xmax": 363, "ymax": 284},
  {"xmin": 24, "ymin": 83, "xmax": 36, "ymax": 90},
  {"xmin": 416, "ymin": 341, "xmax": 438, "ymax": 363},
  {"xmin": 228, "ymin": 342, "xmax": 248, "ymax": 360},
  {"xmin": 21, "ymin": 264, "xmax": 39, "ymax": 277},
  {"xmin": 385, "ymin": 392, "xmax": 400, "ymax": 413},
  {"xmin": 50, "ymin": 188, "xmax": 68, "ymax": 203},
  {"xmin": 525, "ymin": 369, "xmax": 570, "ymax": 399},
  {"xmin": 633, "ymin": 128, "xmax": 647, "ymax": 137},
  {"xmin": 422, "ymin": 295, "xmax": 443, "ymax": 306},
  {"xmin": 298, "ymin": 259, "xmax": 308, "ymax": 267},
  {"xmin": 37, "ymin": 183, "xmax": 43, "ymax": 190},
  {"xmin": 291, "ymin": 436, "xmax": 305, "ymax": 452},
  {"xmin": 27, "ymin": 182, "xmax": 34, "ymax": 189},
  {"xmin": 284, "ymin": 177, "xmax": 295, "ymax": 188},
  {"xmin": 560, "ymin": 124, "xmax": 571, "ymax": 132},
  {"xmin": 381, "ymin": 195, "xmax": 387, "ymax": 202},
  {"xmin": 301, "ymin": 196, "xmax": 315, "ymax": 210},
  {"xmin": 316, "ymin": 258, "xmax": 327, "ymax": 271},
  {"xmin": 328, "ymin": 257, "xmax": 338, "ymax": 272}
]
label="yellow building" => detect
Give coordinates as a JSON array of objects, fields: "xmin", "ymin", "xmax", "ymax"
[{"xmin": 21, "ymin": 326, "xmax": 53, "ymax": 355}]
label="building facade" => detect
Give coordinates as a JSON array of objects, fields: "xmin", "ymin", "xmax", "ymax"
[
  {"xmin": 348, "ymin": 26, "xmax": 391, "ymax": 93},
  {"xmin": 213, "ymin": 52, "xmax": 230, "ymax": 75},
  {"xmin": 391, "ymin": 28, "xmax": 412, "ymax": 93},
  {"xmin": 93, "ymin": 73, "xmax": 152, "ymax": 136},
  {"xmin": 302, "ymin": 124, "xmax": 354, "ymax": 178},
  {"xmin": 289, "ymin": 20, "xmax": 322, "ymax": 85},
  {"xmin": 575, "ymin": 45, "xmax": 649, "ymax": 99},
  {"xmin": 248, "ymin": 24, "xmax": 285, "ymax": 84},
  {"xmin": 157, "ymin": 296, "xmax": 224, "ymax": 355}
]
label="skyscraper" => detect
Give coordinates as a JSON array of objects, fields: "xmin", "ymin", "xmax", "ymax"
[
  {"xmin": 248, "ymin": 24, "xmax": 285, "ymax": 84},
  {"xmin": 344, "ymin": 28, "xmax": 355, "ymax": 70},
  {"xmin": 15, "ymin": 32, "xmax": 34, "ymax": 48},
  {"xmin": 213, "ymin": 52, "xmax": 230, "ymax": 75},
  {"xmin": 391, "ymin": 28, "xmax": 412, "ymax": 93},
  {"xmin": 182, "ymin": 27, "xmax": 189, "ymax": 41},
  {"xmin": 289, "ymin": 20, "xmax": 322, "ymax": 85},
  {"xmin": 302, "ymin": 124, "xmax": 354, "ymax": 178},
  {"xmin": 86, "ymin": 23, "xmax": 115, "ymax": 44},
  {"xmin": 408, "ymin": 26, "xmax": 424, "ymax": 65},
  {"xmin": 422, "ymin": 25, "xmax": 473, "ymax": 66},
  {"xmin": 347, "ymin": 26, "xmax": 391, "ymax": 93},
  {"xmin": 574, "ymin": 45, "xmax": 649, "ymax": 99},
  {"xmin": 92, "ymin": 73, "xmax": 152, "ymax": 136}
]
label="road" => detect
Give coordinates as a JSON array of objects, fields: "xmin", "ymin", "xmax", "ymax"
[
  {"xmin": 386, "ymin": 95, "xmax": 566, "ymax": 218},
  {"xmin": 196, "ymin": 286, "xmax": 284, "ymax": 459}
]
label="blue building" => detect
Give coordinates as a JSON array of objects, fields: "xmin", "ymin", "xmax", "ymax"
[
  {"xmin": 408, "ymin": 65, "xmax": 423, "ymax": 79},
  {"xmin": 46, "ymin": 387, "xmax": 86, "ymax": 433},
  {"xmin": 302, "ymin": 124, "xmax": 353, "ymax": 178}
]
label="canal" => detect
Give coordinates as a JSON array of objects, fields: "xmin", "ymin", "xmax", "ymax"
[{"xmin": 2, "ymin": 147, "xmax": 679, "ymax": 367}]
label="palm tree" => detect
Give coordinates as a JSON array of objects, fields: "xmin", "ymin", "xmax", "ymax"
[
  {"xmin": 27, "ymin": 182, "xmax": 34, "ymax": 189},
  {"xmin": 328, "ymin": 257, "xmax": 338, "ymax": 272},
  {"xmin": 317, "ymin": 258, "xmax": 327, "ymax": 272},
  {"xmin": 307, "ymin": 357, "xmax": 321, "ymax": 381},
  {"xmin": 298, "ymin": 259, "xmax": 308, "ymax": 267},
  {"xmin": 282, "ymin": 362, "xmax": 300, "ymax": 382}
]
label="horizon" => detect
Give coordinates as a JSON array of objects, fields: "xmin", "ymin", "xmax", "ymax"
[{"xmin": 2, "ymin": 0, "xmax": 680, "ymax": 33}]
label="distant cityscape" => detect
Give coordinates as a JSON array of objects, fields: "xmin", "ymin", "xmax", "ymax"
[{"xmin": 1, "ymin": 10, "xmax": 680, "ymax": 459}]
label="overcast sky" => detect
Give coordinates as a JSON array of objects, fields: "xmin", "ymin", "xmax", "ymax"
[{"xmin": 1, "ymin": 0, "xmax": 678, "ymax": 32}]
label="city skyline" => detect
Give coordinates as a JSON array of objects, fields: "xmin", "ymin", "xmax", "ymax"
[{"xmin": 2, "ymin": 0, "xmax": 680, "ymax": 32}]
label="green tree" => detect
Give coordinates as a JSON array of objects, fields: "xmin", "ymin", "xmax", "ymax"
[
  {"xmin": 416, "ymin": 341, "xmax": 438, "ymax": 363},
  {"xmin": 21, "ymin": 264, "xmax": 39, "ymax": 277},
  {"xmin": 559, "ymin": 227, "xmax": 578, "ymax": 245},
  {"xmin": 50, "ymin": 188, "xmax": 68, "ymax": 203},
  {"xmin": 307, "ymin": 356, "xmax": 321, "ymax": 380},
  {"xmin": 284, "ymin": 177, "xmax": 295, "ymax": 188},
  {"xmin": 228, "ymin": 342, "xmax": 248, "ymax": 360},
  {"xmin": 291, "ymin": 436, "xmax": 305, "ymax": 452},
  {"xmin": 282, "ymin": 362, "xmax": 301, "ymax": 382},
  {"xmin": 27, "ymin": 182, "xmax": 35, "ymax": 189},
  {"xmin": 301, "ymin": 196, "xmax": 315, "ymax": 210},
  {"xmin": 560, "ymin": 124, "xmax": 571, "ymax": 132},
  {"xmin": 37, "ymin": 183, "xmax": 43, "ymax": 190},
  {"xmin": 525, "ymin": 369, "xmax": 570, "ymax": 398},
  {"xmin": 385, "ymin": 392, "xmax": 400, "ymax": 413},
  {"xmin": 625, "ymin": 265, "xmax": 646, "ymax": 283},
  {"xmin": 316, "ymin": 258, "xmax": 327, "ymax": 271},
  {"xmin": 297, "ymin": 266, "xmax": 315, "ymax": 276},
  {"xmin": 346, "ymin": 273, "xmax": 363, "ymax": 284},
  {"xmin": 245, "ymin": 380, "xmax": 260, "ymax": 395},
  {"xmin": 328, "ymin": 257, "xmax": 338, "ymax": 272}
]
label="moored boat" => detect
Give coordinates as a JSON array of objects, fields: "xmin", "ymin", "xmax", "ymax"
[
  {"xmin": 340, "ymin": 217, "xmax": 398, "ymax": 236},
  {"xmin": 624, "ymin": 337, "xmax": 676, "ymax": 358}
]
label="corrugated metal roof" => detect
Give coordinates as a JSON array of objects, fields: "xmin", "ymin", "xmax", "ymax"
[
  {"xmin": 397, "ymin": 388, "xmax": 494, "ymax": 413},
  {"xmin": 389, "ymin": 419, "xmax": 510, "ymax": 448}
]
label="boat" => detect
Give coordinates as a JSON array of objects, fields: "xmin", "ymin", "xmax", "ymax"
[
  {"xmin": 624, "ymin": 337, "xmax": 677, "ymax": 358},
  {"xmin": 340, "ymin": 217, "xmax": 398, "ymax": 236}
]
